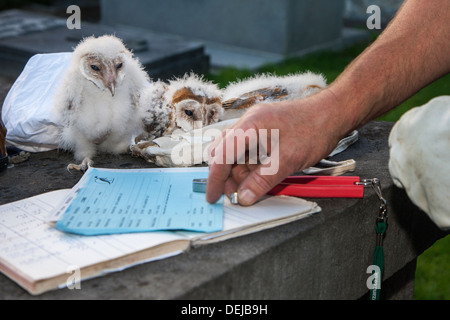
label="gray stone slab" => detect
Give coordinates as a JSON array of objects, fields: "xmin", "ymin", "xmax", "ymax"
[
  {"xmin": 0, "ymin": 9, "xmax": 209, "ymax": 80},
  {"xmin": 101, "ymin": 0, "xmax": 345, "ymax": 56},
  {"xmin": 0, "ymin": 120, "xmax": 447, "ymax": 299},
  {"xmin": 100, "ymin": 1, "xmax": 371, "ymax": 70}
]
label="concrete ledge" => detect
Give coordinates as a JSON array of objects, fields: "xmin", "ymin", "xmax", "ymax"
[{"xmin": 0, "ymin": 121, "xmax": 447, "ymax": 299}]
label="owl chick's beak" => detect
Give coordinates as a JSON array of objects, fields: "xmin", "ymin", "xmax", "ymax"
[
  {"xmin": 104, "ymin": 71, "xmax": 117, "ymax": 96},
  {"xmin": 107, "ymin": 82, "xmax": 116, "ymax": 96}
]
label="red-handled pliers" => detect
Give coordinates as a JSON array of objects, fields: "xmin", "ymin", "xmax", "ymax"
[{"xmin": 267, "ymin": 176, "xmax": 364, "ymax": 198}]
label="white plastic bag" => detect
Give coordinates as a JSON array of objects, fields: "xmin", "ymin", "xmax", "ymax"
[
  {"xmin": 1, "ymin": 52, "xmax": 72, "ymax": 152},
  {"xmin": 389, "ymin": 96, "xmax": 450, "ymax": 229}
]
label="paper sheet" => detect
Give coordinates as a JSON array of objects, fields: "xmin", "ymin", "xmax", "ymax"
[
  {"xmin": 0, "ymin": 182, "xmax": 320, "ymax": 294},
  {"xmin": 55, "ymin": 167, "xmax": 224, "ymax": 235},
  {"xmin": 0, "ymin": 190, "xmax": 186, "ymax": 283}
]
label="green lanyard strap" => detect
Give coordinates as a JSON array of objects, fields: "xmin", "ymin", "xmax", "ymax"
[{"xmin": 356, "ymin": 178, "xmax": 388, "ymax": 300}]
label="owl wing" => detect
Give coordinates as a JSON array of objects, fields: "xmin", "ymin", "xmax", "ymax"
[
  {"xmin": 126, "ymin": 55, "xmax": 151, "ymax": 110},
  {"xmin": 137, "ymin": 81, "xmax": 173, "ymax": 140},
  {"xmin": 222, "ymin": 86, "xmax": 289, "ymax": 111},
  {"xmin": 52, "ymin": 72, "xmax": 83, "ymax": 127}
]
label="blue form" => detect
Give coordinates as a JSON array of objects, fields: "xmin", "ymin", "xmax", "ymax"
[{"xmin": 56, "ymin": 168, "xmax": 223, "ymax": 235}]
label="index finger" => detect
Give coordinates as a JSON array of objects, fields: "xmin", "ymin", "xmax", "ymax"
[
  {"xmin": 205, "ymin": 118, "xmax": 258, "ymax": 203},
  {"xmin": 206, "ymin": 160, "xmax": 232, "ymax": 204},
  {"xmin": 205, "ymin": 129, "xmax": 233, "ymax": 203}
]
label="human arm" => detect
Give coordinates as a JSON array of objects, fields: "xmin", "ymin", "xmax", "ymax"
[{"xmin": 206, "ymin": 0, "xmax": 450, "ymax": 205}]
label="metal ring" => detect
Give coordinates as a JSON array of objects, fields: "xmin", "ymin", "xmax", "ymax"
[{"xmin": 230, "ymin": 192, "xmax": 239, "ymax": 205}]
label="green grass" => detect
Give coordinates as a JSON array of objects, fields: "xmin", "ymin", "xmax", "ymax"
[
  {"xmin": 207, "ymin": 40, "xmax": 450, "ymax": 300},
  {"xmin": 208, "ymin": 42, "xmax": 367, "ymax": 88},
  {"xmin": 379, "ymin": 74, "xmax": 450, "ymax": 122},
  {"xmin": 414, "ymin": 235, "xmax": 450, "ymax": 300},
  {"xmin": 209, "ymin": 40, "xmax": 450, "ymax": 123}
]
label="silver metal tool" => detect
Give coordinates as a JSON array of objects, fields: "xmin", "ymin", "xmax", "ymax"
[
  {"xmin": 192, "ymin": 178, "xmax": 208, "ymax": 193},
  {"xmin": 193, "ymin": 179, "xmax": 240, "ymax": 205}
]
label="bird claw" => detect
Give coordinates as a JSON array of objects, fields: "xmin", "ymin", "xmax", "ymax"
[
  {"xmin": 130, "ymin": 143, "xmax": 156, "ymax": 163},
  {"xmin": 67, "ymin": 159, "xmax": 93, "ymax": 173},
  {"xmin": 67, "ymin": 163, "xmax": 84, "ymax": 172},
  {"xmin": 129, "ymin": 144, "xmax": 141, "ymax": 158}
]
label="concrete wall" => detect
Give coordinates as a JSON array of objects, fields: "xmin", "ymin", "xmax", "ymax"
[
  {"xmin": 344, "ymin": 0, "xmax": 403, "ymax": 25},
  {"xmin": 101, "ymin": 0, "xmax": 345, "ymax": 56}
]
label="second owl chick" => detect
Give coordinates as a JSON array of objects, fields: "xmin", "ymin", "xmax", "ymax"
[
  {"xmin": 138, "ymin": 73, "xmax": 223, "ymax": 140},
  {"xmin": 131, "ymin": 73, "xmax": 223, "ymax": 162}
]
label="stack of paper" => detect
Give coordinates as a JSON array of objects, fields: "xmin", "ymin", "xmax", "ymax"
[{"xmin": 0, "ymin": 167, "xmax": 321, "ymax": 295}]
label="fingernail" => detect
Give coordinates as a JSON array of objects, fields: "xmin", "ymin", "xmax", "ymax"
[{"xmin": 238, "ymin": 189, "xmax": 257, "ymax": 206}]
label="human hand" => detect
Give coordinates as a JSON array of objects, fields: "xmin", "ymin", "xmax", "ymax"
[{"xmin": 206, "ymin": 89, "xmax": 347, "ymax": 205}]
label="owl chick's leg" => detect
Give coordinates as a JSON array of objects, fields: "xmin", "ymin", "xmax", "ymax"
[
  {"xmin": 129, "ymin": 141, "xmax": 157, "ymax": 163},
  {"xmin": 67, "ymin": 157, "xmax": 94, "ymax": 172},
  {"xmin": 65, "ymin": 133, "xmax": 96, "ymax": 172}
]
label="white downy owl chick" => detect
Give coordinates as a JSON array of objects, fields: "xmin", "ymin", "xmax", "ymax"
[
  {"xmin": 221, "ymin": 72, "xmax": 327, "ymax": 120},
  {"xmin": 138, "ymin": 72, "xmax": 223, "ymax": 139},
  {"xmin": 131, "ymin": 73, "xmax": 223, "ymax": 162},
  {"xmin": 53, "ymin": 35, "xmax": 150, "ymax": 171}
]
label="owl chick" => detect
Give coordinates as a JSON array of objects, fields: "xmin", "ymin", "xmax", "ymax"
[
  {"xmin": 53, "ymin": 35, "xmax": 150, "ymax": 171},
  {"xmin": 131, "ymin": 73, "xmax": 223, "ymax": 162},
  {"xmin": 139, "ymin": 72, "xmax": 223, "ymax": 138},
  {"xmin": 221, "ymin": 72, "xmax": 327, "ymax": 120}
]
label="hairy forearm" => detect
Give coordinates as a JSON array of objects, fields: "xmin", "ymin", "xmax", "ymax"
[
  {"xmin": 329, "ymin": 0, "xmax": 450, "ymax": 132},
  {"xmin": 205, "ymin": 1, "xmax": 450, "ymax": 206}
]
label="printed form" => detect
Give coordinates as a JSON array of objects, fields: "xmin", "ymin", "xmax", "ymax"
[{"xmin": 54, "ymin": 167, "xmax": 223, "ymax": 235}]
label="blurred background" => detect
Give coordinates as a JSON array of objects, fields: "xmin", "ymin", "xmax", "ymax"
[
  {"xmin": 0, "ymin": 0, "xmax": 396, "ymax": 78},
  {"xmin": 0, "ymin": 0, "xmax": 448, "ymax": 299}
]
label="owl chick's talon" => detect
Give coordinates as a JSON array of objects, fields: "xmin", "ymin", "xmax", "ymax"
[
  {"xmin": 66, "ymin": 158, "xmax": 93, "ymax": 173},
  {"xmin": 129, "ymin": 144, "xmax": 139, "ymax": 158},
  {"xmin": 130, "ymin": 142, "xmax": 156, "ymax": 162},
  {"xmin": 67, "ymin": 163, "xmax": 82, "ymax": 173},
  {"xmin": 82, "ymin": 158, "xmax": 94, "ymax": 171}
]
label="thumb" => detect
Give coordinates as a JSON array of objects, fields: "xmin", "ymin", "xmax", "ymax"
[{"xmin": 236, "ymin": 168, "xmax": 287, "ymax": 206}]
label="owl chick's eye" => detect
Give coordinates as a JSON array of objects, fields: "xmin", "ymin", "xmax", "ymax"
[
  {"xmin": 210, "ymin": 110, "xmax": 215, "ymax": 116},
  {"xmin": 90, "ymin": 65, "xmax": 100, "ymax": 71},
  {"xmin": 116, "ymin": 63, "xmax": 123, "ymax": 70},
  {"xmin": 184, "ymin": 110, "xmax": 193, "ymax": 117}
]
